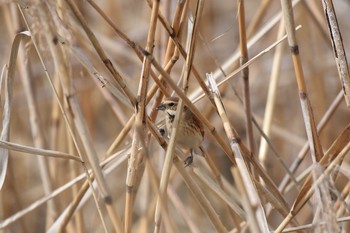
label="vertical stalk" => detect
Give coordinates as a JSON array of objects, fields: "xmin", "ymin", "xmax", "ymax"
[
  {"xmin": 4, "ymin": 6, "xmax": 57, "ymax": 230},
  {"xmin": 21, "ymin": 41, "xmax": 57, "ymax": 229},
  {"xmin": 258, "ymin": 21, "xmax": 285, "ymax": 168},
  {"xmin": 153, "ymin": 1, "xmax": 203, "ymax": 232},
  {"xmin": 63, "ymin": 0, "xmax": 114, "ymax": 201},
  {"xmin": 280, "ymin": 0, "xmax": 323, "ymax": 163},
  {"xmin": 149, "ymin": 0, "xmax": 188, "ymax": 122},
  {"xmin": 174, "ymin": 160, "xmax": 228, "ymax": 232},
  {"xmin": 124, "ymin": 0, "xmax": 160, "ymax": 232},
  {"xmin": 65, "ymin": 0, "xmax": 137, "ymax": 107},
  {"xmin": 237, "ymin": 0, "xmax": 255, "ymax": 155},
  {"xmin": 207, "ymin": 74, "xmax": 269, "ymax": 233},
  {"xmin": 276, "ymin": 1, "xmax": 324, "ymax": 232},
  {"xmin": 20, "ymin": 0, "xmax": 110, "ymax": 229},
  {"xmin": 276, "ymin": 91, "xmax": 343, "ymax": 199},
  {"xmin": 145, "ymin": 0, "xmax": 216, "ymax": 106},
  {"xmin": 321, "ymin": 0, "xmax": 350, "ymax": 107}
]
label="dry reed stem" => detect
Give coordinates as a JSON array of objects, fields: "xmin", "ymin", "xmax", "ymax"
[
  {"xmin": 279, "ymin": 124, "xmax": 350, "ymax": 230},
  {"xmin": 303, "ymin": 1, "xmax": 330, "ymax": 44},
  {"xmin": 192, "ymin": 25, "xmax": 301, "ymax": 104},
  {"xmin": 146, "ymin": 107, "xmax": 233, "ymax": 232},
  {"xmin": 146, "ymin": 48, "xmax": 292, "ymax": 220},
  {"xmin": 154, "ymin": 1, "xmax": 203, "ymax": 232},
  {"xmin": 30, "ymin": 6, "xmax": 304, "ymax": 231},
  {"xmin": 199, "ymin": 146, "xmax": 243, "ymax": 230},
  {"xmin": 321, "ymin": 0, "xmax": 350, "ymax": 107},
  {"xmin": 86, "ymin": 0, "xmax": 170, "ymax": 98},
  {"xmin": 335, "ymin": 181, "xmax": 350, "ymax": 212},
  {"xmin": 148, "ymin": 0, "xmax": 187, "ymax": 123},
  {"xmin": 143, "ymin": 50, "xmax": 235, "ymax": 160},
  {"xmin": 18, "ymin": 2, "xmax": 111, "ymax": 229},
  {"xmin": 145, "ymin": 0, "xmax": 216, "ymax": 106},
  {"xmin": 4, "ymin": 8, "xmax": 56, "ymax": 227},
  {"xmin": 148, "ymin": 109, "xmax": 246, "ymax": 231},
  {"xmin": 65, "ymin": 0, "xmax": 137, "ymax": 107},
  {"xmin": 106, "ymin": 115, "xmax": 135, "ymax": 156},
  {"xmin": 52, "ymin": 4, "xmax": 147, "ymax": 230},
  {"xmin": 335, "ymin": 183, "xmax": 350, "ymax": 225},
  {"xmin": 153, "ymin": 39, "xmax": 184, "ymax": 233},
  {"xmin": 17, "ymin": 36, "xmax": 56, "ymax": 228},
  {"xmin": 146, "ymin": 56, "xmax": 178, "ymax": 101},
  {"xmin": 56, "ymin": 176, "xmax": 91, "ymax": 233},
  {"xmin": 125, "ymin": 0, "xmax": 160, "ymax": 231},
  {"xmin": 279, "ymin": 3, "xmax": 326, "ymax": 229},
  {"xmin": 193, "ymin": 0, "xmax": 274, "ymax": 117},
  {"xmin": 276, "ymin": 90, "xmax": 343, "ymax": 197},
  {"xmin": 104, "ymin": 56, "xmax": 181, "ymax": 158},
  {"xmin": 192, "ymin": 166, "xmax": 245, "ymax": 219},
  {"xmin": 166, "ymin": 187, "xmax": 202, "ymax": 233},
  {"xmin": 2, "ymin": 0, "xmax": 350, "ymax": 232},
  {"xmin": 220, "ymin": 81, "xmax": 300, "ymax": 229},
  {"xmin": 105, "ymin": 57, "xmax": 181, "ymax": 158},
  {"xmin": 136, "ymin": 124, "xmax": 178, "ymax": 233},
  {"xmin": 68, "ymin": 44, "xmax": 134, "ymax": 111},
  {"xmin": 281, "ymin": 0, "xmax": 323, "ymax": 163},
  {"xmin": 46, "ymin": 148, "xmax": 130, "ymax": 232},
  {"xmin": 175, "ymin": 160, "xmax": 228, "ymax": 232},
  {"xmin": 237, "ymin": 0, "xmax": 255, "ymax": 156},
  {"xmin": 246, "ymin": 0, "xmax": 272, "ymax": 37},
  {"xmin": 0, "ymin": 31, "xmax": 29, "ymax": 189},
  {"xmin": 207, "ymin": 73, "xmax": 269, "ymax": 233},
  {"xmin": 0, "ymin": 146, "xmax": 128, "ymax": 230},
  {"xmin": 0, "ymin": 140, "xmax": 81, "ymax": 162},
  {"xmin": 280, "ymin": 215, "xmax": 350, "ymax": 232},
  {"xmin": 190, "ymin": 0, "xmax": 301, "ymax": 102},
  {"xmin": 258, "ymin": 21, "xmax": 285, "ymax": 168},
  {"xmin": 275, "ymin": 124, "xmax": 350, "ymax": 232}
]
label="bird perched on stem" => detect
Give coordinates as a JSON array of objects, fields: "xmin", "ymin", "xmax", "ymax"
[{"xmin": 157, "ymin": 97, "xmax": 204, "ymax": 167}]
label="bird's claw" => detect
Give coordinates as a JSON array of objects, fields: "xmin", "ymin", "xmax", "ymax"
[
  {"xmin": 184, "ymin": 154, "xmax": 193, "ymax": 167},
  {"xmin": 159, "ymin": 128, "xmax": 165, "ymax": 136}
]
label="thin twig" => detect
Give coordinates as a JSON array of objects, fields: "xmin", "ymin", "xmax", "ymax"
[{"xmin": 237, "ymin": 0, "xmax": 255, "ymax": 155}]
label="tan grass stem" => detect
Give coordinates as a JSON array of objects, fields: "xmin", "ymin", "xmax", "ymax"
[
  {"xmin": 275, "ymin": 124, "xmax": 350, "ymax": 232},
  {"xmin": 154, "ymin": 1, "xmax": 203, "ymax": 232},
  {"xmin": 237, "ymin": 0, "xmax": 255, "ymax": 156},
  {"xmin": 125, "ymin": 0, "xmax": 160, "ymax": 231},
  {"xmin": 280, "ymin": 0, "xmax": 323, "ymax": 163},
  {"xmin": 258, "ymin": 21, "xmax": 285, "ymax": 168},
  {"xmin": 321, "ymin": 0, "xmax": 350, "ymax": 107},
  {"xmin": 207, "ymin": 73, "xmax": 269, "ymax": 233}
]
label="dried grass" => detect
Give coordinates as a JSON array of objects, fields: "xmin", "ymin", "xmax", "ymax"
[{"xmin": 1, "ymin": 0, "xmax": 350, "ymax": 232}]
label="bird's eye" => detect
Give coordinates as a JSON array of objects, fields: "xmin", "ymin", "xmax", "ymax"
[{"xmin": 168, "ymin": 103, "xmax": 175, "ymax": 107}]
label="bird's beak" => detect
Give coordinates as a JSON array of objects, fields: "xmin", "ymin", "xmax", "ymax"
[{"xmin": 156, "ymin": 104, "xmax": 166, "ymax": 110}]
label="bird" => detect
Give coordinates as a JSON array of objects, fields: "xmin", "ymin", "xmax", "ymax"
[{"xmin": 157, "ymin": 97, "xmax": 204, "ymax": 167}]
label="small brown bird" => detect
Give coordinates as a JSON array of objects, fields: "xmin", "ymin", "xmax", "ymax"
[{"xmin": 157, "ymin": 97, "xmax": 204, "ymax": 166}]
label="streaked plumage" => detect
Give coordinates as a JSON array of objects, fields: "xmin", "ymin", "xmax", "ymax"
[{"xmin": 157, "ymin": 97, "xmax": 204, "ymax": 166}]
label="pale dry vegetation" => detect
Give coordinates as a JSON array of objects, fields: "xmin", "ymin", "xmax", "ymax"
[{"xmin": 1, "ymin": 0, "xmax": 350, "ymax": 232}]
